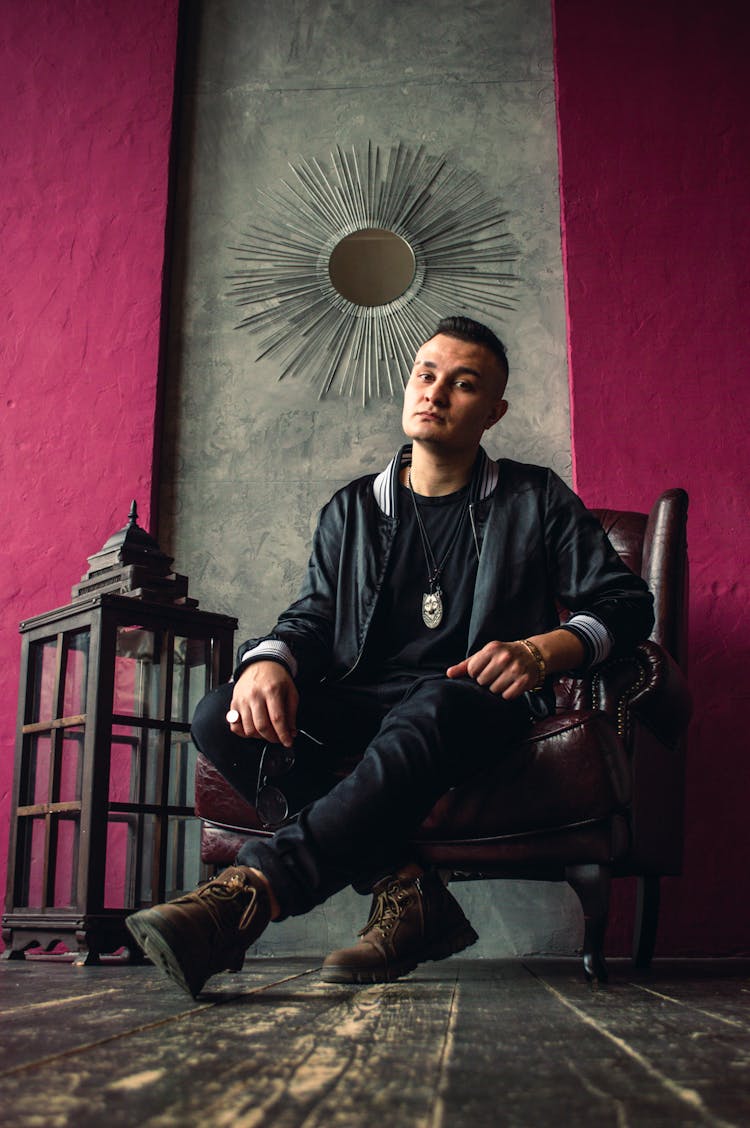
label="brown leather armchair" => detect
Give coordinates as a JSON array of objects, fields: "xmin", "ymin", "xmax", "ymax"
[{"xmin": 195, "ymin": 489, "xmax": 691, "ymax": 982}]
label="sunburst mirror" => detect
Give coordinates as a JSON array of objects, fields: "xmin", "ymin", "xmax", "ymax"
[{"xmin": 229, "ymin": 143, "xmax": 518, "ymax": 404}]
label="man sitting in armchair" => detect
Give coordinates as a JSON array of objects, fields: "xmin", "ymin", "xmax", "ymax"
[{"xmin": 127, "ymin": 315, "xmax": 654, "ymax": 998}]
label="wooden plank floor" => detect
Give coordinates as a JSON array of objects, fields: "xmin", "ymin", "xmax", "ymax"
[{"xmin": 1, "ymin": 957, "xmax": 748, "ymax": 1127}]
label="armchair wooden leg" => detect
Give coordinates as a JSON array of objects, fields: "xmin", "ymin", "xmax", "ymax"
[
  {"xmin": 633, "ymin": 875, "xmax": 660, "ymax": 968},
  {"xmin": 565, "ymin": 863, "xmax": 611, "ymax": 984}
]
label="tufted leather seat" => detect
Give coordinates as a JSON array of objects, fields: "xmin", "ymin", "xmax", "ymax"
[{"xmin": 194, "ymin": 489, "xmax": 691, "ymax": 982}]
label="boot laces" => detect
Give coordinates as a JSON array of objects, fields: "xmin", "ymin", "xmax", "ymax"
[
  {"xmin": 178, "ymin": 872, "xmax": 259, "ymax": 933},
  {"xmin": 358, "ymin": 881, "xmax": 412, "ymax": 940}
]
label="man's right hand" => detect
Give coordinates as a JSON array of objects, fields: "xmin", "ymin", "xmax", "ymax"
[{"xmin": 227, "ymin": 661, "xmax": 299, "ymax": 747}]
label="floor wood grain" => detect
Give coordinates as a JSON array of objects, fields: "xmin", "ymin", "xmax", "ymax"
[{"xmin": 1, "ymin": 958, "xmax": 748, "ymax": 1126}]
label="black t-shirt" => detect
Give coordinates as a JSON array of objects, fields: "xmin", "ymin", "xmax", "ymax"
[{"xmin": 352, "ymin": 481, "xmax": 492, "ymax": 683}]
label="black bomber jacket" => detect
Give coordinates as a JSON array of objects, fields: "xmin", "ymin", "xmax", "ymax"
[{"xmin": 235, "ymin": 446, "xmax": 655, "ymax": 691}]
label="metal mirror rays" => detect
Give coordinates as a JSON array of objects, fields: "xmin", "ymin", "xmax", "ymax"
[{"xmin": 229, "ymin": 143, "xmax": 517, "ymax": 404}]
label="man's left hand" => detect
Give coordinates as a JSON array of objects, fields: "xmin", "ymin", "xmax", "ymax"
[
  {"xmin": 447, "ymin": 629, "xmax": 586, "ymax": 698},
  {"xmin": 446, "ymin": 640, "xmax": 540, "ymax": 699}
]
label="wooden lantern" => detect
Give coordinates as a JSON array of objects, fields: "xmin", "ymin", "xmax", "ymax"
[{"xmin": 2, "ymin": 504, "xmax": 236, "ymax": 964}]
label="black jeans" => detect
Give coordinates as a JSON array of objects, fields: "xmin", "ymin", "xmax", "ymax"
[{"xmin": 191, "ymin": 674, "xmax": 530, "ymax": 920}]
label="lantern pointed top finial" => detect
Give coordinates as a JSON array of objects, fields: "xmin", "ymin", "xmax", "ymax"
[{"xmin": 71, "ymin": 499, "xmax": 196, "ymax": 606}]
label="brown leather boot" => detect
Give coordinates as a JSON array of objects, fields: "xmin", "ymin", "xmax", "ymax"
[
  {"xmin": 125, "ymin": 866, "xmax": 271, "ymax": 998},
  {"xmin": 320, "ymin": 867, "xmax": 477, "ymax": 984}
]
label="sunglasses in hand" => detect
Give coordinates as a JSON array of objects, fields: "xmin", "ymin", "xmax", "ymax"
[{"xmin": 255, "ymin": 728, "xmax": 325, "ymax": 827}]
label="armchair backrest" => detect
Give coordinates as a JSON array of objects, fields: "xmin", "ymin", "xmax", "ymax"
[{"xmin": 592, "ymin": 489, "xmax": 689, "ymax": 670}]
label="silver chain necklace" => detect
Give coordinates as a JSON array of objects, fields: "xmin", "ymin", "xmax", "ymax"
[{"xmin": 407, "ymin": 469, "xmax": 470, "ymax": 628}]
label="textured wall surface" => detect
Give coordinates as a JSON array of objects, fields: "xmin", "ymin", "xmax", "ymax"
[
  {"xmin": 554, "ymin": 0, "xmax": 750, "ymax": 954},
  {"xmin": 161, "ymin": 0, "xmax": 576, "ymax": 955},
  {"xmin": 0, "ymin": 1, "xmax": 179, "ymax": 926}
]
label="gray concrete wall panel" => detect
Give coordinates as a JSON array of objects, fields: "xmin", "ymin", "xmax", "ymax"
[{"xmin": 161, "ymin": 0, "xmax": 579, "ymax": 956}]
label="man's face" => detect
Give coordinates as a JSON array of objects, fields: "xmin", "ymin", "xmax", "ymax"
[{"xmin": 401, "ymin": 333, "xmax": 508, "ymax": 454}]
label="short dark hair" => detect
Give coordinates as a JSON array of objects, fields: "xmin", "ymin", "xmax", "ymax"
[{"xmin": 432, "ymin": 315, "xmax": 509, "ymax": 388}]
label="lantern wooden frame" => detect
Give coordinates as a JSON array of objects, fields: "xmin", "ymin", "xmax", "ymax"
[{"xmin": 2, "ymin": 508, "xmax": 237, "ymax": 965}]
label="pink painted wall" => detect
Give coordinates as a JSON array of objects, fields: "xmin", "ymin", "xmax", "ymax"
[
  {"xmin": 0, "ymin": 1, "xmax": 180, "ymax": 929},
  {"xmin": 554, "ymin": 1, "xmax": 750, "ymax": 953}
]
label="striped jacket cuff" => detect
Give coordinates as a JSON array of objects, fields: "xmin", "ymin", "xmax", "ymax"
[
  {"xmin": 237, "ymin": 640, "xmax": 298, "ymax": 680},
  {"xmin": 561, "ymin": 614, "xmax": 613, "ymax": 669}
]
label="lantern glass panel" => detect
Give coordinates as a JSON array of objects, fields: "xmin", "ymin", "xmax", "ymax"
[
  {"xmin": 62, "ymin": 630, "xmax": 89, "ymax": 717},
  {"xmin": 30, "ymin": 638, "xmax": 58, "ymax": 723},
  {"xmin": 138, "ymin": 814, "xmax": 159, "ymax": 904},
  {"xmin": 107, "ymin": 726, "xmax": 162, "ymax": 806},
  {"xmin": 59, "ymin": 726, "xmax": 84, "ymax": 803},
  {"xmin": 26, "ymin": 733, "xmax": 52, "ymax": 806},
  {"xmin": 53, "ymin": 816, "xmax": 78, "ymax": 908},
  {"xmin": 171, "ymin": 637, "xmax": 209, "ymax": 722},
  {"xmin": 144, "ymin": 729, "xmax": 163, "ymax": 807},
  {"xmin": 166, "ymin": 816, "xmax": 202, "ymax": 898},
  {"xmin": 113, "ymin": 626, "xmax": 164, "ymax": 719},
  {"xmin": 104, "ymin": 814, "xmax": 137, "ymax": 910},
  {"xmin": 109, "ymin": 725, "xmax": 140, "ymax": 803},
  {"xmin": 22, "ymin": 818, "xmax": 46, "ymax": 909},
  {"xmin": 168, "ymin": 732, "xmax": 196, "ymax": 807}
]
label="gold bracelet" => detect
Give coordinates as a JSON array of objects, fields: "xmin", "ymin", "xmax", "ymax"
[{"xmin": 519, "ymin": 638, "xmax": 547, "ymax": 691}]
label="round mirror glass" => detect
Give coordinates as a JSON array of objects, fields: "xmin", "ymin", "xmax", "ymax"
[{"xmin": 328, "ymin": 228, "xmax": 415, "ymax": 306}]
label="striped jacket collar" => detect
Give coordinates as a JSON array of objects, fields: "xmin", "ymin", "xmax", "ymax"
[{"xmin": 373, "ymin": 444, "xmax": 499, "ymax": 517}]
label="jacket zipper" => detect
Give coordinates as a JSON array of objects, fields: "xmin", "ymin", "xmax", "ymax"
[
  {"xmin": 339, "ymin": 517, "xmax": 399, "ymax": 682},
  {"xmin": 469, "ymin": 502, "xmax": 481, "ymax": 561}
]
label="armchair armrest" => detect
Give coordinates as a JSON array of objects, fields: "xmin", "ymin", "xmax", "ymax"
[
  {"xmin": 591, "ymin": 640, "xmax": 692, "ymax": 749},
  {"xmin": 628, "ymin": 640, "xmax": 692, "ymax": 746}
]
